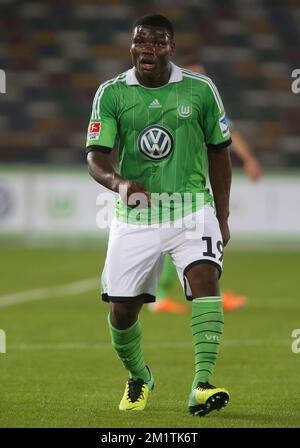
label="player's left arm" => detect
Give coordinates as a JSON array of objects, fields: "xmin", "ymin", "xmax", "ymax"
[
  {"xmin": 201, "ymin": 79, "xmax": 232, "ymax": 246},
  {"xmin": 208, "ymin": 148, "xmax": 231, "ymax": 247}
]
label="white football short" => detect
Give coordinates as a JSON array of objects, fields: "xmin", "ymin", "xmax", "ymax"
[{"xmin": 101, "ymin": 204, "xmax": 223, "ymax": 303}]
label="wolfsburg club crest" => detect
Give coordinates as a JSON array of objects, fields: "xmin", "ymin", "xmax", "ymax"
[{"xmin": 177, "ymin": 104, "xmax": 192, "ymax": 118}]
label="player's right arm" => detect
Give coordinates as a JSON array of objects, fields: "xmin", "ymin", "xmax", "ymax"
[
  {"xmin": 86, "ymin": 82, "xmax": 150, "ymax": 207},
  {"xmin": 87, "ymin": 150, "xmax": 150, "ymax": 206}
]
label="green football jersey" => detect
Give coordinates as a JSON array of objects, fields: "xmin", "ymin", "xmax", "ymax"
[{"xmin": 86, "ymin": 63, "xmax": 231, "ymax": 224}]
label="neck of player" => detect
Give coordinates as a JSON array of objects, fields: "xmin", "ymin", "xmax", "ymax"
[{"xmin": 135, "ymin": 64, "xmax": 171, "ymax": 88}]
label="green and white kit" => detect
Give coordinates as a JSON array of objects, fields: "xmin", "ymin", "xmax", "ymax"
[{"xmin": 86, "ymin": 63, "xmax": 231, "ymax": 302}]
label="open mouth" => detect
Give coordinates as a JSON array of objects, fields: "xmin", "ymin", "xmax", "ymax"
[{"xmin": 139, "ymin": 56, "xmax": 156, "ymax": 70}]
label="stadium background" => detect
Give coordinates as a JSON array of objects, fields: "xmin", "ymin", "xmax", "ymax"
[{"xmin": 0, "ymin": 0, "xmax": 300, "ymax": 428}]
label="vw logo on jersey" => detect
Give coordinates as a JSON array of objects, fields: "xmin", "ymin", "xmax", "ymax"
[{"xmin": 138, "ymin": 125, "xmax": 174, "ymax": 160}]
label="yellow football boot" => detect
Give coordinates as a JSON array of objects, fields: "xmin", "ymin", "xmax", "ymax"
[
  {"xmin": 119, "ymin": 366, "xmax": 154, "ymax": 411},
  {"xmin": 188, "ymin": 382, "xmax": 229, "ymax": 416}
]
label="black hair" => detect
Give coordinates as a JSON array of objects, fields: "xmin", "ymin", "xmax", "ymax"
[{"xmin": 133, "ymin": 14, "xmax": 174, "ymax": 39}]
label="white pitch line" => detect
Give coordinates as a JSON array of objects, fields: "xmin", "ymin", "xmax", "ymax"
[{"xmin": 0, "ymin": 278, "xmax": 99, "ymax": 308}]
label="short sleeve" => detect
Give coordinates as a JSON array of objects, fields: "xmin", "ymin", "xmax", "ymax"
[
  {"xmin": 226, "ymin": 117, "xmax": 235, "ymax": 132},
  {"xmin": 86, "ymin": 83, "xmax": 118, "ymax": 149},
  {"xmin": 202, "ymin": 79, "xmax": 231, "ymax": 150}
]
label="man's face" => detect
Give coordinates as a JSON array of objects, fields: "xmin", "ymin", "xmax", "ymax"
[{"xmin": 130, "ymin": 25, "xmax": 175, "ymax": 78}]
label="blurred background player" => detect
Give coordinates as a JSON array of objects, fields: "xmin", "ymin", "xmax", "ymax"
[{"xmin": 149, "ymin": 59, "xmax": 263, "ymax": 315}]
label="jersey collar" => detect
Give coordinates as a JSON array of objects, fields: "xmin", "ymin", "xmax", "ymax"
[{"xmin": 126, "ymin": 62, "xmax": 183, "ymax": 86}]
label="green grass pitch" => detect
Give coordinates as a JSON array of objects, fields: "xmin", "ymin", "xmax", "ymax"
[{"xmin": 0, "ymin": 247, "xmax": 300, "ymax": 428}]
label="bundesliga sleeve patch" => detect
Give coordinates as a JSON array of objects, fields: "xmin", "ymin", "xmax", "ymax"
[
  {"xmin": 88, "ymin": 122, "xmax": 101, "ymax": 140},
  {"xmin": 219, "ymin": 114, "xmax": 230, "ymax": 138}
]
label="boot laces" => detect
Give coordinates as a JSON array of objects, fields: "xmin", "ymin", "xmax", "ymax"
[{"xmin": 127, "ymin": 379, "xmax": 145, "ymax": 402}]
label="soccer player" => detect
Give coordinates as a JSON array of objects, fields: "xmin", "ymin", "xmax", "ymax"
[{"xmin": 86, "ymin": 14, "xmax": 231, "ymax": 416}]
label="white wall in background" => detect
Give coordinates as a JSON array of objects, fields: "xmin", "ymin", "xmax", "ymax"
[{"xmin": 230, "ymin": 177, "xmax": 300, "ymax": 235}]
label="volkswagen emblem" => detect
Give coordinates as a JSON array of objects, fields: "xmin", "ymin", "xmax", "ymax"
[{"xmin": 137, "ymin": 125, "xmax": 174, "ymax": 160}]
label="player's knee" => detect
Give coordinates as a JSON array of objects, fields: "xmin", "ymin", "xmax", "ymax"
[
  {"xmin": 185, "ymin": 263, "xmax": 219, "ymax": 297},
  {"xmin": 109, "ymin": 300, "xmax": 143, "ymax": 329}
]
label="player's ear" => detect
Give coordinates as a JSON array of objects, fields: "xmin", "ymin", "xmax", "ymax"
[
  {"xmin": 129, "ymin": 33, "xmax": 134, "ymax": 53},
  {"xmin": 170, "ymin": 40, "xmax": 175, "ymax": 56},
  {"xmin": 129, "ymin": 40, "xmax": 134, "ymax": 57}
]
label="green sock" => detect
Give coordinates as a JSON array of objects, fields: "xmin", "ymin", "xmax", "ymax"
[
  {"xmin": 108, "ymin": 315, "xmax": 150, "ymax": 382},
  {"xmin": 191, "ymin": 297, "xmax": 224, "ymax": 388},
  {"xmin": 157, "ymin": 255, "xmax": 177, "ymax": 299}
]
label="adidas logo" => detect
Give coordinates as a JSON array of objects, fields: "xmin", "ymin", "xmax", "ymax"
[{"xmin": 149, "ymin": 99, "xmax": 161, "ymax": 108}]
